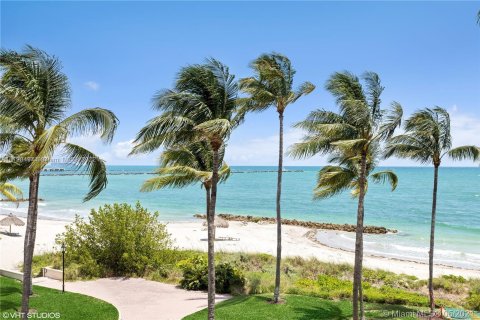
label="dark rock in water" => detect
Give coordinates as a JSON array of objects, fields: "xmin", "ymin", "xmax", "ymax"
[{"xmin": 193, "ymin": 213, "xmax": 397, "ymax": 234}]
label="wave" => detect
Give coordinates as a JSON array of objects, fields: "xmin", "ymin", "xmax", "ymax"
[{"xmin": 315, "ymin": 230, "xmax": 480, "ymax": 270}]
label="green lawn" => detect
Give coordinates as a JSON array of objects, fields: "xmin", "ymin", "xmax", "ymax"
[
  {"xmin": 0, "ymin": 276, "xmax": 118, "ymax": 320},
  {"xmin": 183, "ymin": 294, "xmax": 425, "ymax": 320}
]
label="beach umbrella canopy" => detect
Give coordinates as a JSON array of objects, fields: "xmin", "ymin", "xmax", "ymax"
[
  {"xmin": 203, "ymin": 217, "xmax": 229, "ymax": 228},
  {"xmin": 0, "ymin": 213, "xmax": 25, "ymax": 234}
]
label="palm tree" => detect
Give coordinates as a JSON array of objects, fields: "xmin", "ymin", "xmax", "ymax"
[
  {"xmin": 140, "ymin": 141, "xmax": 231, "ymax": 220},
  {"xmin": 289, "ymin": 71, "xmax": 402, "ymax": 320},
  {"xmin": 0, "ymin": 181, "xmax": 23, "ymax": 201},
  {"xmin": 239, "ymin": 53, "xmax": 314, "ymax": 303},
  {"xmin": 131, "ymin": 59, "xmax": 242, "ymax": 320},
  {"xmin": 0, "ymin": 46, "xmax": 118, "ymax": 317},
  {"xmin": 385, "ymin": 107, "xmax": 479, "ymax": 314}
]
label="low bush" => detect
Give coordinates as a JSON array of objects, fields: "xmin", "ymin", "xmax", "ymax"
[
  {"xmin": 55, "ymin": 202, "xmax": 172, "ymax": 278},
  {"xmin": 178, "ymin": 256, "xmax": 246, "ymax": 294},
  {"xmin": 433, "ymin": 275, "xmax": 467, "ymax": 294}
]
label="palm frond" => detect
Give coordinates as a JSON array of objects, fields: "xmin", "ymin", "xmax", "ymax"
[
  {"xmin": 0, "ymin": 182, "xmax": 23, "ymax": 201},
  {"xmin": 61, "ymin": 108, "xmax": 118, "ymax": 143},
  {"xmin": 313, "ymin": 165, "xmax": 356, "ymax": 199},
  {"xmin": 62, "ymin": 143, "xmax": 107, "ymax": 201},
  {"xmin": 370, "ymin": 170, "xmax": 398, "ymax": 191},
  {"xmin": 447, "ymin": 146, "xmax": 480, "ymax": 162}
]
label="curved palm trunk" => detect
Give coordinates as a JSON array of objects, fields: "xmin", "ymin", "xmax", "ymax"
[
  {"xmin": 207, "ymin": 145, "xmax": 220, "ymax": 320},
  {"xmin": 273, "ymin": 112, "xmax": 284, "ymax": 304},
  {"xmin": 352, "ymin": 151, "xmax": 367, "ymax": 320},
  {"xmin": 21, "ymin": 173, "xmax": 40, "ymax": 318},
  {"xmin": 428, "ymin": 164, "xmax": 439, "ymax": 314}
]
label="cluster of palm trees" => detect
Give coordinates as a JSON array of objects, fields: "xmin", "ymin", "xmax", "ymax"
[{"xmin": 0, "ymin": 45, "xmax": 479, "ymax": 320}]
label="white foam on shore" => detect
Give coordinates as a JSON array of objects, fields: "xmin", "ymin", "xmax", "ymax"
[{"xmin": 316, "ymin": 230, "xmax": 480, "ymax": 271}]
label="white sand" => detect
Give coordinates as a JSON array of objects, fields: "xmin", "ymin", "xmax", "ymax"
[{"xmin": 1, "ymin": 214, "xmax": 479, "ymax": 279}]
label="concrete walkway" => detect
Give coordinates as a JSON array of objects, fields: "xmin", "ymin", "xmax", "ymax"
[{"xmin": 33, "ymin": 277, "xmax": 230, "ymax": 320}]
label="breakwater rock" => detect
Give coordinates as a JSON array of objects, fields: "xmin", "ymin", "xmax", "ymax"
[{"xmin": 193, "ymin": 213, "xmax": 397, "ymax": 234}]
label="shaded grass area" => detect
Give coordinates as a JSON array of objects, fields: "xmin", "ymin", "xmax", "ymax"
[
  {"xmin": 0, "ymin": 276, "xmax": 118, "ymax": 320},
  {"xmin": 182, "ymin": 294, "xmax": 424, "ymax": 320}
]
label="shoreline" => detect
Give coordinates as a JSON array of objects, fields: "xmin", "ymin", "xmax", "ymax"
[{"xmin": 1, "ymin": 214, "xmax": 479, "ymax": 279}]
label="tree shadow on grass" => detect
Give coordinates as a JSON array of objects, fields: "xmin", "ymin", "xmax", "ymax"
[
  {"xmin": 0, "ymin": 285, "xmax": 21, "ymax": 311},
  {"xmin": 293, "ymin": 305, "xmax": 351, "ymax": 320},
  {"xmin": 0, "ymin": 285, "xmax": 21, "ymax": 296}
]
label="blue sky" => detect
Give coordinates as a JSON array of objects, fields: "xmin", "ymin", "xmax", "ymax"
[{"xmin": 1, "ymin": 1, "xmax": 479, "ymax": 166}]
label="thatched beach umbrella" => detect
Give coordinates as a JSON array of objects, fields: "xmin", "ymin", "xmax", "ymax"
[
  {"xmin": 0, "ymin": 213, "xmax": 25, "ymax": 234},
  {"xmin": 202, "ymin": 217, "xmax": 229, "ymax": 228}
]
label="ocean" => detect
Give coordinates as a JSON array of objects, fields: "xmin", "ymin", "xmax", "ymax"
[{"xmin": 1, "ymin": 166, "xmax": 479, "ymax": 270}]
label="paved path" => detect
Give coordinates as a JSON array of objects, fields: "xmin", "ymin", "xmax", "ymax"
[{"xmin": 33, "ymin": 277, "xmax": 230, "ymax": 320}]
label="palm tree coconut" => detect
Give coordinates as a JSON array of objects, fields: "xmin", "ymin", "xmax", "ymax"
[
  {"xmin": 290, "ymin": 71, "xmax": 402, "ymax": 319},
  {"xmin": 239, "ymin": 53, "xmax": 314, "ymax": 303},
  {"xmin": 0, "ymin": 46, "xmax": 118, "ymax": 317},
  {"xmin": 385, "ymin": 107, "xmax": 480, "ymax": 314},
  {"xmin": 131, "ymin": 59, "xmax": 242, "ymax": 320}
]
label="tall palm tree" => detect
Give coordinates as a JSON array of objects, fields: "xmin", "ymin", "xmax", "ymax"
[
  {"xmin": 289, "ymin": 71, "xmax": 402, "ymax": 320},
  {"xmin": 385, "ymin": 107, "xmax": 479, "ymax": 314},
  {"xmin": 0, "ymin": 46, "xmax": 118, "ymax": 317},
  {"xmin": 0, "ymin": 181, "xmax": 23, "ymax": 201},
  {"xmin": 131, "ymin": 59, "xmax": 242, "ymax": 320},
  {"xmin": 140, "ymin": 141, "xmax": 231, "ymax": 219},
  {"xmin": 239, "ymin": 53, "xmax": 314, "ymax": 303}
]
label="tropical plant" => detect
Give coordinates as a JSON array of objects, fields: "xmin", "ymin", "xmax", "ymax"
[
  {"xmin": 0, "ymin": 46, "xmax": 118, "ymax": 317},
  {"xmin": 385, "ymin": 107, "xmax": 479, "ymax": 314},
  {"xmin": 131, "ymin": 59, "xmax": 242, "ymax": 320},
  {"xmin": 0, "ymin": 181, "xmax": 23, "ymax": 201},
  {"xmin": 289, "ymin": 71, "xmax": 402, "ymax": 320},
  {"xmin": 140, "ymin": 141, "xmax": 231, "ymax": 219},
  {"xmin": 239, "ymin": 53, "xmax": 315, "ymax": 303},
  {"xmin": 58, "ymin": 202, "xmax": 172, "ymax": 277}
]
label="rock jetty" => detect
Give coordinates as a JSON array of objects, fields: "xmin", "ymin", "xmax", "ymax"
[{"xmin": 193, "ymin": 213, "xmax": 397, "ymax": 234}]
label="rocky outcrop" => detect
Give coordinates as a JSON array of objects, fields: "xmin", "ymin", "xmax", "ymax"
[{"xmin": 193, "ymin": 213, "xmax": 397, "ymax": 234}]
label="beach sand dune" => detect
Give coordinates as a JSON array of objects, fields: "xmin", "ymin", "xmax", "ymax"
[{"xmin": 1, "ymin": 215, "xmax": 479, "ymax": 280}]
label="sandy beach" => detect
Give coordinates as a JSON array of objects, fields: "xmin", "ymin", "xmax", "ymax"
[{"xmin": 1, "ymin": 214, "xmax": 479, "ymax": 280}]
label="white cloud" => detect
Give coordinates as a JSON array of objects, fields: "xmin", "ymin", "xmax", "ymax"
[
  {"xmin": 113, "ymin": 140, "xmax": 135, "ymax": 159},
  {"xmin": 84, "ymin": 81, "xmax": 100, "ymax": 91},
  {"xmin": 225, "ymin": 129, "xmax": 326, "ymax": 166},
  {"xmin": 225, "ymin": 106, "xmax": 480, "ymax": 167}
]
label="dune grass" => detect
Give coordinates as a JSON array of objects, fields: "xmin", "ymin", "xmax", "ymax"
[
  {"xmin": 0, "ymin": 276, "xmax": 118, "ymax": 320},
  {"xmin": 182, "ymin": 294, "xmax": 424, "ymax": 320}
]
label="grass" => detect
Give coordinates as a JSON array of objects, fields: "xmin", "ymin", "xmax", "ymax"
[
  {"xmin": 182, "ymin": 294, "xmax": 425, "ymax": 320},
  {"xmin": 0, "ymin": 276, "xmax": 118, "ymax": 320}
]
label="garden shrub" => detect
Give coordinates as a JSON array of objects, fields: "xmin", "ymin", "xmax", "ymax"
[
  {"xmin": 57, "ymin": 202, "xmax": 172, "ymax": 277},
  {"xmin": 177, "ymin": 256, "xmax": 246, "ymax": 294}
]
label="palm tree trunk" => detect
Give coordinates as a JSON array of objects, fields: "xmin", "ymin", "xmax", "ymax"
[
  {"xmin": 428, "ymin": 164, "xmax": 439, "ymax": 314},
  {"xmin": 207, "ymin": 145, "xmax": 220, "ymax": 320},
  {"xmin": 273, "ymin": 111, "xmax": 284, "ymax": 304},
  {"xmin": 21, "ymin": 172, "xmax": 40, "ymax": 318},
  {"xmin": 352, "ymin": 151, "xmax": 367, "ymax": 320}
]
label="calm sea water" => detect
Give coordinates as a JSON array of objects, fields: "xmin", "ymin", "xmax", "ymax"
[{"xmin": 1, "ymin": 166, "xmax": 479, "ymax": 270}]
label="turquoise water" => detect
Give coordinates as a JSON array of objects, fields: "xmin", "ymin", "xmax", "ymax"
[{"xmin": 1, "ymin": 166, "xmax": 479, "ymax": 269}]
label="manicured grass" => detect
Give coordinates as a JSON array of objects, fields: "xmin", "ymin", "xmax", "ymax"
[
  {"xmin": 0, "ymin": 276, "xmax": 118, "ymax": 320},
  {"xmin": 183, "ymin": 294, "xmax": 424, "ymax": 320}
]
